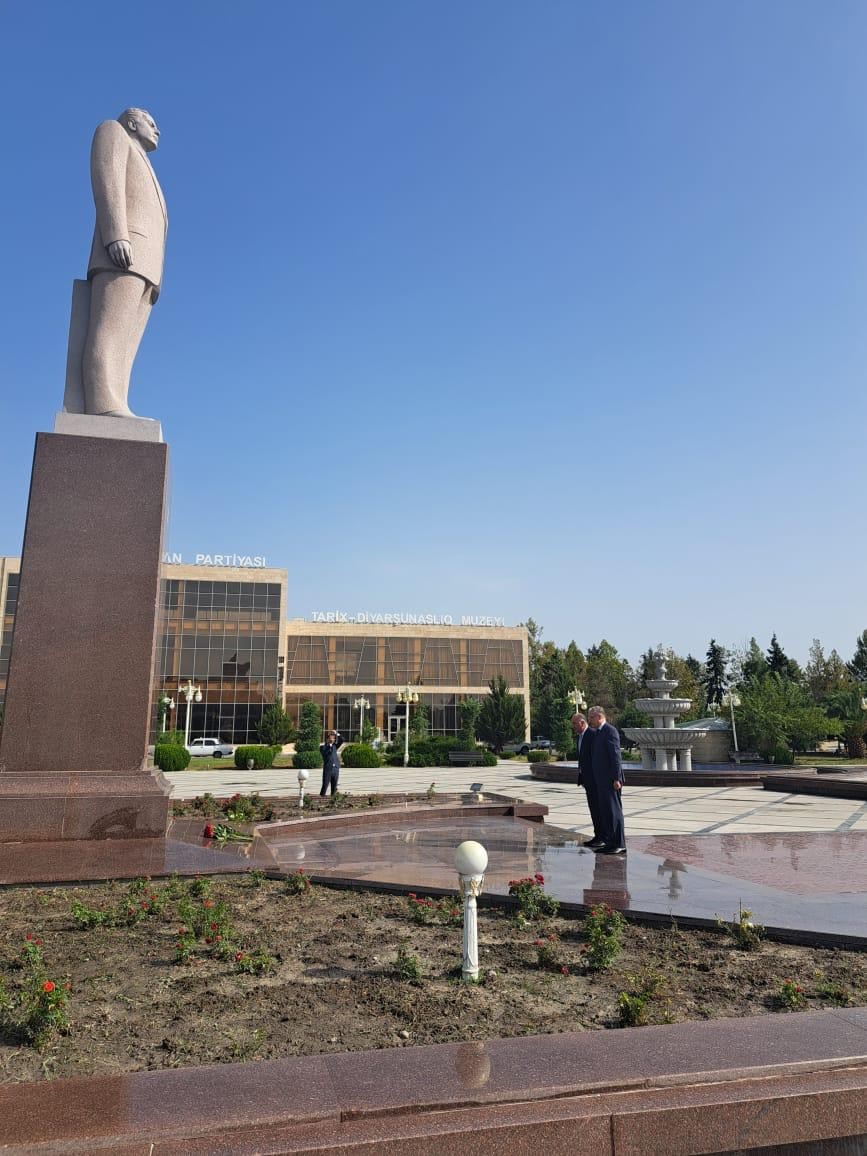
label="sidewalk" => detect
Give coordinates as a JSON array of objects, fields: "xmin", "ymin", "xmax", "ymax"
[{"xmin": 165, "ymin": 761, "xmax": 867, "ymax": 836}]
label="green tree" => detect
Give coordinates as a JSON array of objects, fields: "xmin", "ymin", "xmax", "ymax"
[
  {"xmin": 533, "ymin": 647, "xmax": 572, "ymax": 744},
  {"xmin": 738, "ymin": 637, "xmax": 767, "ymax": 686},
  {"xmin": 257, "ymin": 698, "xmax": 295, "ymax": 746},
  {"xmin": 848, "ymin": 630, "xmax": 867, "ymax": 686},
  {"xmin": 293, "ymin": 701, "xmax": 322, "ymax": 768},
  {"xmin": 477, "ymin": 676, "xmax": 526, "ymax": 753},
  {"xmin": 562, "ymin": 640, "xmax": 587, "ymax": 691},
  {"xmin": 409, "ymin": 702, "xmax": 429, "ymax": 740},
  {"xmin": 457, "ymin": 696, "xmax": 481, "ymax": 751},
  {"xmin": 766, "ymin": 634, "xmax": 802, "ymax": 682},
  {"xmin": 585, "ymin": 640, "xmax": 632, "ymax": 718},
  {"xmin": 736, "ymin": 674, "xmax": 828, "ymax": 757},
  {"xmin": 702, "ymin": 640, "xmax": 729, "ymax": 708},
  {"xmin": 804, "ymin": 639, "xmax": 852, "ymax": 704}
]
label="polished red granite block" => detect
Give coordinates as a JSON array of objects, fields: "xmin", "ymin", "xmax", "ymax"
[
  {"xmin": 1, "ymin": 1011, "xmax": 865, "ymax": 1153},
  {"xmin": 0, "ymin": 432, "xmax": 167, "ymax": 775},
  {"xmin": 0, "ymin": 432, "xmax": 170, "ymax": 840}
]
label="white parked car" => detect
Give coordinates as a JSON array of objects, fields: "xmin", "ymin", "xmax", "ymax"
[{"xmin": 187, "ymin": 737, "xmax": 235, "ymax": 758}]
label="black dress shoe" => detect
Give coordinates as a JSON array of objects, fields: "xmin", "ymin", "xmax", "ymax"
[
  {"xmin": 583, "ymin": 838, "xmax": 605, "ymax": 848},
  {"xmin": 598, "ymin": 845, "xmax": 627, "ymax": 855}
]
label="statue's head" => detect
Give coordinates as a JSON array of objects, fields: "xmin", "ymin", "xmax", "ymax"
[{"xmin": 118, "ymin": 107, "xmax": 159, "ymax": 153}]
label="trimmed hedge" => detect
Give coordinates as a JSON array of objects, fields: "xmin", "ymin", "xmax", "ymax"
[
  {"xmin": 234, "ymin": 745, "xmax": 276, "ymax": 770},
  {"xmin": 157, "ymin": 730, "xmax": 185, "ymax": 747},
  {"xmin": 527, "ymin": 750, "xmax": 551, "ymax": 764},
  {"xmin": 155, "ymin": 743, "xmax": 191, "ymax": 772},
  {"xmin": 340, "ymin": 743, "xmax": 383, "ymax": 768},
  {"xmin": 293, "ymin": 750, "xmax": 321, "ymax": 770}
]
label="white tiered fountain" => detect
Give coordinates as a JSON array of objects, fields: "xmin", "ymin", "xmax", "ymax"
[{"xmin": 623, "ymin": 650, "xmax": 704, "ymax": 772}]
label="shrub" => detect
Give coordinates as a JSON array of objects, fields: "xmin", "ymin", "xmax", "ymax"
[
  {"xmin": 527, "ymin": 750, "xmax": 550, "ymax": 764},
  {"xmin": 718, "ymin": 905, "xmax": 764, "ymax": 951},
  {"xmin": 257, "ymin": 699, "xmax": 295, "ymax": 746},
  {"xmin": 394, "ymin": 944, "xmax": 423, "ymax": 983},
  {"xmin": 284, "ymin": 869, "xmax": 311, "ymax": 895},
  {"xmin": 533, "ymin": 932, "xmax": 564, "ymax": 971},
  {"xmin": 776, "ymin": 978, "xmax": 806, "ymax": 1010},
  {"xmin": 293, "ymin": 749, "xmax": 321, "ymax": 770},
  {"xmin": 387, "ymin": 736, "xmax": 461, "ymax": 767},
  {"xmin": 617, "ymin": 972, "xmax": 664, "ymax": 1026},
  {"xmin": 768, "ymin": 746, "xmax": 795, "ymax": 766},
  {"xmin": 157, "ymin": 729, "xmax": 185, "ymax": 746},
  {"xmin": 406, "ymin": 893, "xmax": 462, "ymax": 926},
  {"xmin": 481, "ymin": 750, "xmax": 498, "ymax": 766},
  {"xmin": 340, "ymin": 743, "xmax": 382, "ymax": 768},
  {"xmin": 234, "ymin": 745, "xmax": 275, "ymax": 770},
  {"xmin": 584, "ymin": 904, "xmax": 626, "ymax": 971},
  {"xmin": 155, "ymin": 743, "xmax": 191, "ymax": 772},
  {"xmin": 508, "ymin": 874, "xmax": 559, "ymax": 920}
]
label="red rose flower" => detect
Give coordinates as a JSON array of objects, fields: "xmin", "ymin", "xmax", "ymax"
[
  {"xmin": 42, "ymin": 981, "xmax": 55, "ymax": 993},
  {"xmin": 203, "ymin": 824, "xmax": 215, "ymax": 838},
  {"xmin": 235, "ymin": 952, "xmax": 244, "ymax": 962}
]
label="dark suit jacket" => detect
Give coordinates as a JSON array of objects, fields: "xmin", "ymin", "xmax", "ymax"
[
  {"xmin": 589, "ymin": 722, "xmax": 624, "ymax": 785},
  {"xmin": 319, "ymin": 735, "xmax": 344, "ymax": 773},
  {"xmin": 576, "ymin": 728, "xmax": 593, "ymax": 783}
]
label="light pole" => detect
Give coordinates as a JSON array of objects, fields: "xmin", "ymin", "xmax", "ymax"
[
  {"xmin": 723, "ymin": 691, "xmax": 741, "ymax": 753},
  {"xmin": 568, "ymin": 687, "xmax": 587, "ymax": 715},
  {"xmin": 158, "ymin": 692, "xmax": 175, "ymax": 735},
  {"xmin": 297, "ymin": 767, "xmax": 309, "ymax": 809},
  {"xmin": 178, "ymin": 679, "xmax": 203, "ymax": 747},
  {"xmin": 395, "ymin": 686, "xmax": 419, "ymax": 767},
  {"xmin": 454, "ymin": 840, "xmax": 488, "ymax": 982},
  {"xmin": 354, "ymin": 695, "xmax": 370, "ymax": 739}
]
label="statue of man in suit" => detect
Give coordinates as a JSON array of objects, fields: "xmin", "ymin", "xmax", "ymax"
[{"xmin": 64, "ymin": 108, "xmax": 167, "ymax": 419}]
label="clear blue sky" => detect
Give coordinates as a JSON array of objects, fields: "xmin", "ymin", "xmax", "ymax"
[{"xmin": 2, "ymin": 0, "xmax": 866, "ymax": 667}]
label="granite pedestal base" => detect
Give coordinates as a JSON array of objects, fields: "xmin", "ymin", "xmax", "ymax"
[{"xmin": 0, "ymin": 430, "xmax": 171, "ymax": 841}]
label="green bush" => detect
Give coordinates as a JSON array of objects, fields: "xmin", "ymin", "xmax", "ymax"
[
  {"xmin": 768, "ymin": 746, "xmax": 795, "ymax": 766},
  {"xmin": 387, "ymin": 735, "xmax": 459, "ymax": 767},
  {"xmin": 481, "ymin": 750, "xmax": 498, "ymax": 766},
  {"xmin": 234, "ymin": 745, "xmax": 276, "ymax": 770},
  {"xmin": 157, "ymin": 729, "xmax": 185, "ymax": 747},
  {"xmin": 527, "ymin": 750, "xmax": 551, "ymax": 764},
  {"xmin": 293, "ymin": 749, "xmax": 321, "ymax": 770},
  {"xmin": 155, "ymin": 743, "xmax": 191, "ymax": 772},
  {"xmin": 340, "ymin": 743, "xmax": 383, "ymax": 768}
]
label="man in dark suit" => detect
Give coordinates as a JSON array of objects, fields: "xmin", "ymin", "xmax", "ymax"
[
  {"xmin": 319, "ymin": 730, "xmax": 345, "ymax": 796},
  {"xmin": 572, "ymin": 712, "xmax": 604, "ymax": 848},
  {"xmin": 586, "ymin": 706, "xmax": 626, "ymax": 854}
]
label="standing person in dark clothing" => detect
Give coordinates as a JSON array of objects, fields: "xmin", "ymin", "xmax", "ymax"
[
  {"xmin": 319, "ymin": 730, "xmax": 345, "ymax": 796},
  {"xmin": 587, "ymin": 706, "xmax": 626, "ymax": 855},
  {"xmin": 572, "ymin": 712, "xmax": 603, "ymax": 848}
]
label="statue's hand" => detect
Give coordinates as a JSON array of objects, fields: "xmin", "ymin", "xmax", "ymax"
[{"xmin": 107, "ymin": 239, "xmax": 133, "ymax": 269}]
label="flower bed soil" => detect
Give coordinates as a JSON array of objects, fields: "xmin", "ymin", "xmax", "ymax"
[
  {"xmin": 0, "ymin": 874, "xmax": 864, "ymax": 1084},
  {"xmin": 171, "ymin": 791, "xmax": 466, "ymax": 822}
]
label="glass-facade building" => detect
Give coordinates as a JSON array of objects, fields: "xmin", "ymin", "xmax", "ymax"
[
  {"xmin": 283, "ymin": 622, "xmax": 529, "ymax": 743},
  {"xmin": 152, "ymin": 566, "xmax": 287, "ymax": 745},
  {"xmin": 0, "ymin": 556, "xmax": 529, "ymax": 746},
  {"xmin": 0, "ymin": 558, "xmax": 20, "ymax": 711}
]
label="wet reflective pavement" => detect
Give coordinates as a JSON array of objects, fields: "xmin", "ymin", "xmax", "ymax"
[{"xmin": 258, "ymin": 815, "xmax": 867, "ymax": 944}]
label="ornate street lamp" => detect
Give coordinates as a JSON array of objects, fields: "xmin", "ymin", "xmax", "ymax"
[
  {"xmin": 722, "ymin": 691, "xmax": 741, "ymax": 753},
  {"xmin": 568, "ymin": 687, "xmax": 587, "ymax": 714},
  {"xmin": 158, "ymin": 692, "xmax": 175, "ymax": 734},
  {"xmin": 395, "ymin": 686, "xmax": 420, "ymax": 767},
  {"xmin": 297, "ymin": 767, "xmax": 309, "ymax": 809},
  {"xmin": 178, "ymin": 679, "xmax": 203, "ymax": 747},
  {"xmin": 354, "ymin": 695, "xmax": 371, "ymax": 738}
]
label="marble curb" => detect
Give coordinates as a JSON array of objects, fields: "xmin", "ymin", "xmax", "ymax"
[{"xmin": 1, "ymin": 1010, "xmax": 866, "ymax": 1153}]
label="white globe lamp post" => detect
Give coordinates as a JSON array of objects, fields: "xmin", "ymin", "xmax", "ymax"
[
  {"xmin": 178, "ymin": 679, "xmax": 203, "ymax": 747},
  {"xmin": 454, "ymin": 840, "xmax": 488, "ymax": 982},
  {"xmin": 297, "ymin": 767, "xmax": 310, "ymax": 809}
]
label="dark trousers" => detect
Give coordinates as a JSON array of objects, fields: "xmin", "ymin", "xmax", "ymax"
[
  {"xmin": 596, "ymin": 780, "xmax": 625, "ymax": 848},
  {"xmin": 581, "ymin": 776, "xmax": 602, "ymax": 838},
  {"xmin": 320, "ymin": 768, "xmax": 339, "ymax": 796}
]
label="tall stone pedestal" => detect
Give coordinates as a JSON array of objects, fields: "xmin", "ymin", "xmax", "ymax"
[{"xmin": 0, "ymin": 430, "xmax": 171, "ymax": 840}]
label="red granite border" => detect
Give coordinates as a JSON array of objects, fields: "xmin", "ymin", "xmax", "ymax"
[{"xmin": 1, "ymin": 1010, "xmax": 865, "ymax": 1153}]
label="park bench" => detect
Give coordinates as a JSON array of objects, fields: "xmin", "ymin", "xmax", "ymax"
[
  {"xmin": 448, "ymin": 750, "xmax": 486, "ymax": 766},
  {"xmin": 728, "ymin": 750, "xmax": 762, "ymax": 765}
]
